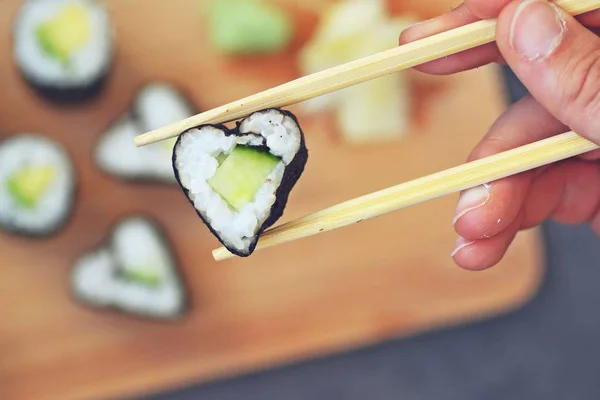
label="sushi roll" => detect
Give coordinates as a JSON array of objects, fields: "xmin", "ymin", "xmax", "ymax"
[
  {"xmin": 0, "ymin": 134, "xmax": 76, "ymax": 237},
  {"xmin": 13, "ymin": 0, "xmax": 114, "ymax": 104},
  {"xmin": 71, "ymin": 216, "xmax": 188, "ymax": 320},
  {"xmin": 95, "ymin": 83, "xmax": 196, "ymax": 183},
  {"xmin": 172, "ymin": 108, "xmax": 308, "ymax": 257}
]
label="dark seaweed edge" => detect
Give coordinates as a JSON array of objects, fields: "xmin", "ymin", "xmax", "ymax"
[
  {"xmin": 11, "ymin": 0, "xmax": 116, "ymax": 107},
  {"xmin": 0, "ymin": 133, "xmax": 79, "ymax": 239},
  {"xmin": 92, "ymin": 82, "xmax": 199, "ymax": 186},
  {"xmin": 68, "ymin": 214, "xmax": 191, "ymax": 322},
  {"xmin": 172, "ymin": 123, "xmax": 240, "ymax": 255},
  {"xmin": 172, "ymin": 108, "xmax": 308, "ymax": 258},
  {"xmin": 22, "ymin": 71, "xmax": 111, "ymax": 106}
]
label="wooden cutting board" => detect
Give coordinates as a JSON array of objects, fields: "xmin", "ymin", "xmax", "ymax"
[{"xmin": 0, "ymin": 1, "xmax": 544, "ymax": 400}]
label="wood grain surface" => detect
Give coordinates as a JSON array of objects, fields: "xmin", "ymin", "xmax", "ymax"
[{"xmin": 0, "ymin": 1, "xmax": 544, "ymax": 399}]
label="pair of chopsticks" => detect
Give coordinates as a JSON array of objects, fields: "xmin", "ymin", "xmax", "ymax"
[{"xmin": 134, "ymin": 0, "xmax": 600, "ymax": 261}]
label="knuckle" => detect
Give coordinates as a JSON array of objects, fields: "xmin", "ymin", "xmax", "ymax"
[{"xmin": 561, "ymin": 48, "xmax": 600, "ymax": 122}]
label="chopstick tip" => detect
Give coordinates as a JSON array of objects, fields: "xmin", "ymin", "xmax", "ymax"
[
  {"xmin": 133, "ymin": 135, "xmax": 147, "ymax": 147},
  {"xmin": 212, "ymin": 247, "xmax": 233, "ymax": 261}
]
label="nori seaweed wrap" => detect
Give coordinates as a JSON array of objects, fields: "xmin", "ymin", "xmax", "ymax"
[{"xmin": 172, "ymin": 108, "xmax": 308, "ymax": 257}]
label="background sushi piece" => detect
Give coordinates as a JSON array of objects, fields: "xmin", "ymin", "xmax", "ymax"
[
  {"xmin": 12, "ymin": 0, "xmax": 115, "ymax": 104},
  {"xmin": 95, "ymin": 82, "xmax": 197, "ymax": 184},
  {"xmin": 0, "ymin": 133, "xmax": 76, "ymax": 237},
  {"xmin": 172, "ymin": 108, "xmax": 308, "ymax": 257},
  {"xmin": 71, "ymin": 215, "xmax": 189, "ymax": 320}
]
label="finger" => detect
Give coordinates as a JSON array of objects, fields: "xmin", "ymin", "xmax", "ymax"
[
  {"xmin": 577, "ymin": 147, "xmax": 600, "ymax": 160},
  {"xmin": 399, "ymin": 3, "xmax": 504, "ymax": 75},
  {"xmin": 465, "ymin": 0, "xmax": 512, "ymax": 19},
  {"xmin": 465, "ymin": 0, "xmax": 600, "ymax": 24},
  {"xmin": 521, "ymin": 160, "xmax": 600, "ymax": 229},
  {"xmin": 451, "ymin": 213, "xmax": 522, "ymax": 271},
  {"xmin": 495, "ymin": 0, "xmax": 600, "ymax": 145},
  {"xmin": 576, "ymin": 10, "xmax": 600, "ymax": 26},
  {"xmin": 454, "ymin": 158, "xmax": 600, "ymax": 271},
  {"xmin": 453, "ymin": 95, "xmax": 568, "ymax": 240}
]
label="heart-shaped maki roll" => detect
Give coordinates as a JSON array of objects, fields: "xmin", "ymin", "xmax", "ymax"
[
  {"xmin": 71, "ymin": 216, "xmax": 188, "ymax": 320},
  {"xmin": 95, "ymin": 83, "xmax": 196, "ymax": 183},
  {"xmin": 172, "ymin": 108, "xmax": 308, "ymax": 257}
]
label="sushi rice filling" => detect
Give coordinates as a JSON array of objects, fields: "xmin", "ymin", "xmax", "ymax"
[{"xmin": 174, "ymin": 109, "xmax": 301, "ymax": 252}]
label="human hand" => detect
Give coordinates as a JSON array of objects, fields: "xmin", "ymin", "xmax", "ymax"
[{"xmin": 399, "ymin": 0, "xmax": 600, "ymax": 270}]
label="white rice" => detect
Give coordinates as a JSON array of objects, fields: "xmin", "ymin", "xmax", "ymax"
[
  {"xmin": 13, "ymin": 0, "xmax": 113, "ymax": 87},
  {"xmin": 134, "ymin": 83, "xmax": 194, "ymax": 132},
  {"xmin": 95, "ymin": 83, "xmax": 194, "ymax": 182},
  {"xmin": 0, "ymin": 134, "xmax": 74, "ymax": 234},
  {"xmin": 174, "ymin": 109, "xmax": 301, "ymax": 253},
  {"xmin": 72, "ymin": 217, "xmax": 185, "ymax": 318}
]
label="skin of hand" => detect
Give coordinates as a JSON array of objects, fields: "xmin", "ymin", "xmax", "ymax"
[{"xmin": 398, "ymin": 0, "xmax": 600, "ymax": 271}]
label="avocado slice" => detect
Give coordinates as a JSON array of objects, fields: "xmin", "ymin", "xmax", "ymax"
[
  {"xmin": 36, "ymin": 3, "xmax": 91, "ymax": 65},
  {"xmin": 120, "ymin": 266, "xmax": 162, "ymax": 288},
  {"xmin": 207, "ymin": 145, "xmax": 281, "ymax": 211},
  {"xmin": 7, "ymin": 166, "xmax": 56, "ymax": 209}
]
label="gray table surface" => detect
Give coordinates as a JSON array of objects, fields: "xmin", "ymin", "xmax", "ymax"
[{"xmin": 146, "ymin": 67, "xmax": 600, "ymax": 400}]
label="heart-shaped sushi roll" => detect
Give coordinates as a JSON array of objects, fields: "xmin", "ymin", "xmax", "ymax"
[
  {"xmin": 172, "ymin": 108, "xmax": 308, "ymax": 257},
  {"xmin": 95, "ymin": 83, "xmax": 196, "ymax": 183},
  {"xmin": 71, "ymin": 216, "xmax": 188, "ymax": 320},
  {"xmin": 13, "ymin": 0, "xmax": 114, "ymax": 104},
  {"xmin": 0, "ymin": 134, "xmax": 76, "ymax": 237}
]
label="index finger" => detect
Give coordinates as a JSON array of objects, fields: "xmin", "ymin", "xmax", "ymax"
[
  {"xmin": 465, "ymin": 0, "xmax": 512, "ymax": 19},
  {"xmin": 399, "ymin": 0, "xmax": 600, "ymax": 76},
  {"xmin": 398, "ymin": 3, "xmax": 504, "ymax": 75}
]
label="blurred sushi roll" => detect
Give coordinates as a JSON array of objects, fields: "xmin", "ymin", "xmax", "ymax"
[
  {"xmin": 13, "ymin": 0, "xmax": 114, "ymax": 104},
  {"xmin": 95, "ymin": 83, "xmax": 196, "ymax": 183},
  {"xmin": 0, "ymin": 134, "xmax": 76, "ymax": 237},
  {"xmin": 173, "ymin": 108, "xmax": 308, "ymax": 257},
  {"xmin": 71, "ymin": 216, "xmax": 188, "ymax": 320}
]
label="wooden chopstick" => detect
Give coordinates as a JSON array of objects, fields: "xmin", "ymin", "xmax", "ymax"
[
  {"xmin": 133, "ymin": 0, "xmax": 600, "ymax": 147},
  {"xmin": 212, "ymin": 131, "xmax": 599, "ymax": 261}
]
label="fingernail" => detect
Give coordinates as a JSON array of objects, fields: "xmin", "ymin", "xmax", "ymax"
[
  {"xmin": 453, "ymin": 184, "xmax": 491, "ymax": 225},
  {"xmin": 510, "ymin": 0, "xmax": 566, "ymax": 61},
  {"xmin": 451, "ymin": 237, "xmax": 475, "ymax": 258}
]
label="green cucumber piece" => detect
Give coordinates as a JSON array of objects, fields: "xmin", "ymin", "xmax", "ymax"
[
  {"xmin": 215, "ymin": 152, "xmax": 228, "ymax": 165},
  {"xmin": 121, "ymin": 266, "xmax": 162, "ymax": 288},
  {"xmin": 7, "ymin": 166, "xmax": 56, "ymax": 209},
  {"xmin": 207, "ymin": 145, "xmax": 280, "ymax": 211}
]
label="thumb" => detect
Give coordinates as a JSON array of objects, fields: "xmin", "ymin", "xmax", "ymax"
[{"xmin": 495, "ymin": 0, "xmax": 600, "ymax": 143}]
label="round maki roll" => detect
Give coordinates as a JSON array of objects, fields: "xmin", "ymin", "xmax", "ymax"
[
  {"xmin": 95, "ymin": 83, "xmax": 196, "ymax": 183},
  {"xmin": 172, "ymin": 108, "xmax": 308, "ymax": 257},
  {"xmin": 13, "ymin": 0, "xmax": 114, "ymax": 104},
  {"xmin": 0, "ymin": 134, "xmax": 76, "ymax": 237},
  {"xmin": 71, "ymin": 216, "xmax": 188, "ymax": 320}
]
